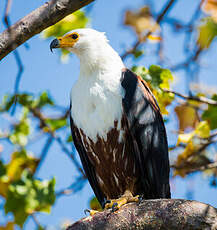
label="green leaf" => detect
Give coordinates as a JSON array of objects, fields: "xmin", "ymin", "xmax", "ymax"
[
  {"xmin": 42, "ymin": 10, "xmax": 88, "ymax": 38},
  {"xmin": 131, "ymin": 66, "xmax": 150, "ymax": 82},
  {"xmin": 9, "ymin": 110, "xmax": 30, "ymax": 146},
  {"xmin": 0, "ymin": 95, "xmax": 15, "ymax": 112},
  {"xmin": 202, "ymin": 94, "xmax": 217, "ymax": 129},
  {"xmin": 89, "ymin": 196, "xmax": 102, "ymax": 211},
  {"xmin": 34, "ymin": 91, "xmax": 54, "ymax": 108},
  {"xmin": 148, "ymin": 65, "xmax": 173, "ymax": 89},
  {"xmin": 18, "ymin": 94, "xmax": 34, "ymax": 107},
  {"xmin": 7, "ymin": 149, "xmax": 39, "ymax": 181},
  {"xmin": 5, "ymin": 171, "xmax": 55, "ymax": 227},
  {"xmin": 133, "ymin": 49, "xmax": 143, "ymax": 59},
  {"xmin": 0, "ymin": 160, "xmax": 6, "ymax": 177},
  {"xmin": 46, "ymin": 118, "xmax": 67, "ymax": 131},
  {"xmin": 197, "ymin": 17, "xmax": 217, "ymax": 49},
  {"xmin": 66, "ymin": 134, "xmax": 73, "ymax": 143}
]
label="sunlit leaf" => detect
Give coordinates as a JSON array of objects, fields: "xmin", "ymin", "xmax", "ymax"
[
  {"xmin": 153, "ymin": 89, "xmax": 174, "ymax": 115},
  {"xmin": 177, "ymin": 132, "xmax": 194, "ymax": 145},
  {"xmin": 34, "ymin": 91, "xmax": 54, "ymax": 108},
  {"xmin": 0, "ymin": 160, "xmax": 9, "ymax": 197},
  {"xmin": 42, "ymin": 11, "xmax": 88, "ymax": 38},
  {"xmin": 132, "ymin": 49, "xmax": 144, "ymax": 59},
  {"xmin": 132, "ymin": 65, "xmax": 174, "ymax": 115},
  {"xmin": 175, "ymin": 104, "xmax": 199, "ymax": 132},
  {"xmin": 197, "ymin": 17, "xmax": 217, "ymax": 49},
  {"xmin": 131, "ymin": 66, "xmax": 150, "ymax": 82},
  {"xmin": 195, "ymin": 121, "xmax": 210, "ymax": 138},
  {"xmin": 9, "ymin": 110, "xmax": 30, "ymax": 147},
  {"xmin": 202, "ymin": 94, "xmax": 217, "ymax": 129},
  {"xmin": 5, "ymin": 171, "xmax": 55, "ymax": 227},
  {"xmin": 45, "ymin": 118, "xmax": 67, "ymax": 131},
  {"xmin": 124, "ymin": 6, "xmax": 160, "ymax": 38},
  {"xmin": 202, "ymin": 0, "xmax": 217, "ymax": 22},
  {"xmin": 7, "ymin": 149, "xmax": 39, "ymax": 181},
  {"xmin": 66, "ymin": 134, "xmax": 73, "ymax": 143},
  {"xmin": 0, "ymin": 222, "xmax": 14, "ymax": 230},
  {"xmin": 89, "ymin": 196, "xmax": 102, "ymax": 211}
]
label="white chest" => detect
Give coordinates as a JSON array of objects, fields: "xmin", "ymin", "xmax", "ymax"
[{"xmin": 70, "ymin": 72, "xmax": 124, "ymax": 142}]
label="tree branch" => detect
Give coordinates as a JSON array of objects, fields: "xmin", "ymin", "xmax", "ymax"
[
  {"xmin": 0, "ymin": 0, "xmax": 95, "ymax": 60},
  {"xmin": 67, "ymin": 199, "xmax": 217, "ymax": 230},
  {"xmin": 163, "ymin": 89, "xmax": 217, "ymax": 106}
]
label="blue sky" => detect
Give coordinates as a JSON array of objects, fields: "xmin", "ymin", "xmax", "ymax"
[{"xmin": 1, "ymin": 0, "xmax": 217, "ymax": 229}]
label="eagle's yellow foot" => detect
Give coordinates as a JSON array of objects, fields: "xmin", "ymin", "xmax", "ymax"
[
  {"xmin": 105, "ymin": 190, "xmax": 140, "ymax": 212},
  {"xmin": 84, "ymin": 209, "xmax": 99, "ymax": 216}
]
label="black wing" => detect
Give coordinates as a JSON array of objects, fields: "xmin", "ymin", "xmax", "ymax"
[
  {"xmin": 69, "ymin": 104, "xmax": 106, "ymax": 207},
  {"xmin": 121, "ymin": 69, "xmax": 171, "ymax": 199}
]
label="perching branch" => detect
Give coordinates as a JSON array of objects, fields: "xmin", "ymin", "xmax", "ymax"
[
  {"xmin": 67, "ymin": 199, "xmax": 217, "ymax": 230},
  {"xmin": 0, "ymin": 0, "xmax": 95, "ymax": 60}
]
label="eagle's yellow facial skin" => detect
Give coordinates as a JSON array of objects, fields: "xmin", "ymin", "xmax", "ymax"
[{"xmin": 57, "ymin": 32, "xmax": 79, "ymax": 48}]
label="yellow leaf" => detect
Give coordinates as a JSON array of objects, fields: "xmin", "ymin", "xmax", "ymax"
[
  {"xmin": 89, "ymin": 196, "xmax": 102, "ymax": 211},
  {"xmin": 124, "ymin": 6, "xmax": 160, "ymax": 37},
  {"xmin": 175, "ymin": 104, "xmax": 199, "ymax": 132},
  {"xmin": 6, "ymin": 150, "xmax": 39, "ymax": 181},
  {"xmin": 195, "ymin": 121, "xmax": 210, "ymax": 138},
  {"xmin": 153, "ymin": 90, "xmax": 174, "ymax": 115},
  {"xmin": 0, "ymin": 222, "xmax": 14, "ymax": 230},
  {"xmin": 202, "ymin": 0, "xmax": 217, "ymax": 22},
  {"xmin": 177, "ymin": 132, "xmax": 194, "ymax": 145},
  {"xmin": 0, "ymin": 176, "xmax": 9, "ymax": 197},
  {"xmin": 197, "ymin": 17, "xmax": 217, "ymax": 49},
  {"xmin": 147, "ymin": 34, "xmax": 162, "ymax": 42},
  {"xmin": 42, "ymin": 11, "xmax": 88, "ymax": 38}
]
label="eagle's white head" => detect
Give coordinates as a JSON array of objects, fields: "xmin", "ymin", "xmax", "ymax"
[{"xmin": 50, "ymin": 28, "xmax": 124, "ymax": 76}]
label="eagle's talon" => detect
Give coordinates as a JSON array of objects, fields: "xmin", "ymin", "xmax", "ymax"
[
  {"xmin": 111, "ymin": 202, "xmax": 118, "ymax": 212},
  {"xmin": 84, "ymin": 209, "xmax": 90, "ymax": 215},
  {"xmin": 112, "ymin": 206, "xmax": 119, "ymax": 212},
  {"xmin": 138, "ymin": 195, "xmax": 143, "ymax": 203},
  {"xmin": 105, "ymin": 199, "xmax": 111, "ymax": 204},
  {"xmin": 84, "ymin": 209, "xmax": 99, "ymax": 216}
]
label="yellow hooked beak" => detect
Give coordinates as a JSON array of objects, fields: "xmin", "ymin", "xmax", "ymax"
[{"xmin": 50, "ymin": 32, "xmax": 79, "ymax": 52}]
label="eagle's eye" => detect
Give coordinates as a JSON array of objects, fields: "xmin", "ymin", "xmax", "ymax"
[{"xmin": 71, "ymin": 33, "xmax": 79, "ymax": 40}]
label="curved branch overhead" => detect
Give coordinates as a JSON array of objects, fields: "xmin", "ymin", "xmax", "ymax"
[
  {"xmin": 0, "ymin": 0, "xmax": 95, "ymax": 60},
  {"xmin": 67, "ymin": 199, "xmax": 217, "ymax": 230}
]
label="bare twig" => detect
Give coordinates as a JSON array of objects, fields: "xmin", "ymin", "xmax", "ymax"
[
  {"xmin": 35, "ymin": 135, "xmax": 54, "ymax": 175},
  {"xmin": 121, "ymin": 0, "xmax": 177, "ymax": 60},
  {"xmin": 163, "ymin": 89, "xmax": 217, "ymax": 106},
  {"xmin": 31, "ymin": 214, "xmax": 44, "ymax": 229},
  {"xmin": 3, "ymin": 0, "xmax": 24, "ymax": 114},
  {"xmin": 56, "ymin": 176, "xmax": 86, "ymax": 197}
]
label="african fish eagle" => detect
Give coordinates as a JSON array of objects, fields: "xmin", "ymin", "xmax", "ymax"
[{"xmin": 50, "ymin": 28, "xmax": 171, "ymax": 211}]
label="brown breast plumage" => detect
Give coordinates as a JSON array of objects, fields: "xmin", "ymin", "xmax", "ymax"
[{"xmin": 77, "ymin": 115, "xmax": 140, "ymax": 199}]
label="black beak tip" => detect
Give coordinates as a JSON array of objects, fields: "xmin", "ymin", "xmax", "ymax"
[{"xmin": 50, "ymin": 39, "xmax": 60, "ymax": 53}]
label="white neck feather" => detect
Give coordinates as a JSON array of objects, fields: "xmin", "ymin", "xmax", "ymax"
[
  {"xmin": 70, "ymin": 42, "xmax": 125, "ymax": 142},
  {"xmin": 77, "ymin": 42, "xmax": 124, "ymax": 77}
]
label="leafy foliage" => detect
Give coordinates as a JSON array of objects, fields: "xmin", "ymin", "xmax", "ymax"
[
  {"xmin": 132, "ymin": 65, "xmax": 174, "ymax": 114},
  {"xmin": 1, "ymin": 1, "xmax": 217, "ymax": 229},
  {"xmin": 5, "ymin": 171, "xmax": 55, "ymax": 227},
  {"xmin": 197, "ymin": 17, "xmax": 217, "ymax": 49},
  {"xmin": 202, "ymin": 94, "xmax": 217, "ymax": 129},
  {"xmin": 89, "ymin": 196, "xmax": 102, "ymax": 211}
]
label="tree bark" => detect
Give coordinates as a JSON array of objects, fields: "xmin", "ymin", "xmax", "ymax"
[
  {"xmin": 0, "ymin": 0, "xmax": 94, "ymax": 60},
  {"xmin": 67, "ymin": 199, "xmax": 217, "ymax": 230}
]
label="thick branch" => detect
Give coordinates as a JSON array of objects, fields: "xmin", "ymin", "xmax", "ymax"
[
  {"xmin": 67, "ymin": 199, "xmax": 217, "ymax": 230},
  {"xmin": 0, "ymin": 0, "xmax": 94, "ymax": 60}
]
